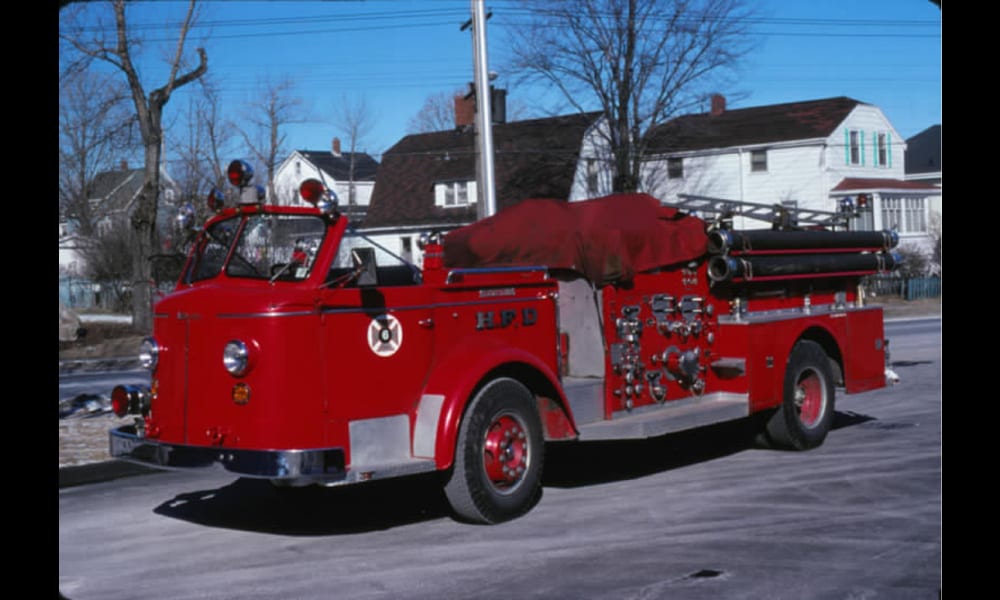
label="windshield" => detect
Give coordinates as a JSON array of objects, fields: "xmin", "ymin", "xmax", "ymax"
[{"xmin": 185, "ymin": 213, "xmax": 327, "ymax": 283}]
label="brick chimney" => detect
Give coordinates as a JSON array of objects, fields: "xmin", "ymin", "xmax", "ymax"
[
  {"xmin": 332, "ymin": 137, "xmax": 342, "ymax": 157},
  {"xmin": 454, "ymin": 94, "xmax": 475, "ymax": 129},
  {"xmin": 710, "ymin": 94, "xmax": 726, "ymax": 116}
]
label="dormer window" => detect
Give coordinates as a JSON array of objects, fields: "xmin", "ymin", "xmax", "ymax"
[
  {"xmin": 667, "ymin": 157, "xmax": 683, "ymax": 179},
  {"xmin": 848, "ymin": 129, "xmax": 862, "ymax": 165},
  {"xmin": 435, "ymin": 180, "xmax": 477, "ymax": 207},
  {"xmin": 876, "ymin": 132, "xmax": 889, "ymax": 167}
]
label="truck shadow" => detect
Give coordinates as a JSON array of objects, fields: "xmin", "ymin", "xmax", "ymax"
[
  {"xmin": 153, "ymin": 411, "xmax": 878, "ymax": 533},
  {"xmin": 153, "ymin": 472, "xmax": 452, "ymax": 535},
  {"xmin": 543, "ymin": 410, "xmax": 877, "ymax": 488}
]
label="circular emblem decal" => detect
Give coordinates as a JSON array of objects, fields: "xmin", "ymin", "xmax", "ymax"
[{"xmin": 368, "ymin": 314, "xmax": 403, "ymax": 357}]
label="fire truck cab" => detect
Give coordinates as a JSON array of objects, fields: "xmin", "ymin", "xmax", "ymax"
[{"xmin": 111, "ymin": 160, "xmax": 899, "ymax": 524}]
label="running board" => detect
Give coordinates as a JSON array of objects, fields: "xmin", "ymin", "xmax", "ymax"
[
  {"xmin": 319, "ymin": 458, "xmax": 437, "ymax": 487},
  {"xmin": 576, "ymin": 392, "xmax": 749, "ymax": 441}
]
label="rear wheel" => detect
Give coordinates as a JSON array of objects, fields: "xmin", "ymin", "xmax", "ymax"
[
  {"xmin": 764, "ymin": 340, "xmax": 835, "ymax": 450},
  {"xmin": 444, "ymin": 378, "xmax": 544, "ymax": 524}
]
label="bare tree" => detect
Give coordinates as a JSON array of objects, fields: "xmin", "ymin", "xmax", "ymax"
[
  {"xmin": 60, "ymin": 0, "xmax": 208, "ymax": 331},
  {"xmin": 168, "ymin": 77, "xmax": 237, "ymax": 253},
  {"xmin": 59, "ymin": 70, "xmax": 138, "ymax": 238},
  {"xmin": 333, "ymin": 94, "xmax": 377, "ymax": 211},
  {"xmin": 238, "ymin": 76, "xmax": 305, "ymax": 202},
  {"xmin": 407, "ymin": 87, "xmax": 533, "ymax": 134},
  {"xmin": 407, "ymin": 89, "xmax": 464, "ymax": 134},
  {"xmin": 79, "ymin": 223, "xmax": 137, "ymax": 313},
  {"xmin": 507, "ymin": 0, "xmax": 754, "ymax": 193}
]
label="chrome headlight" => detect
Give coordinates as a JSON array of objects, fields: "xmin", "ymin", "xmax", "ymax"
[
  {"xmin": 223, "ymin": 340, "xmax": 251, "ymax": 376},
  {"xmin": 138, "ymin": 337, "xmax": 160, "ymax": 371}
]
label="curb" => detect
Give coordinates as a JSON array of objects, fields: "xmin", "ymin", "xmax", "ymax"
[
  {"xmin": 59, "ymin": 358, "xmax": 142, "ymax": 375},
  {"xmin": 59, "ymin": 460, "xmax": 163, "ymax": 489}
]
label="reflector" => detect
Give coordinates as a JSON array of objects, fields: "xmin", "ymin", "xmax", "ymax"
[{"xmin": 111, "ymin": 386, "xmax": 130, "ymax": 418}]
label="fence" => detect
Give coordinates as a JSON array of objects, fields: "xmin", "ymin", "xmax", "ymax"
[{"xmin": 862, "ymin": 274, "xmax": 941, "ymax": 301}]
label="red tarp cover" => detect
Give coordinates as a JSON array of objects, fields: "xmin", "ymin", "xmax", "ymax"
[{"xmin": 442, "ymin": 193, "xmax": 709, "ymax": 285}]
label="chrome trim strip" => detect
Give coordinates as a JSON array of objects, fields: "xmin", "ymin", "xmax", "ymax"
[
  {"xmin": 718, "ymin": 303, "xmax": 878, "ymax": 325},
  {"xmin": 446, "ymin": 266, "xmax": 549, "ymax": 284},
  {"xmin": 191, "ymin": 295, "xmax": 552, "ymax": 320},
  {"xmin": 216, "ymin": 310, "xmax": 317, "ymax": 319},
  {"xmin": 109, "ymin": 426, "xmax": 347, "ymax": 480},
  {"xmin": 319, "ymin": 295, "xmax": 549, "ymax": 316}
]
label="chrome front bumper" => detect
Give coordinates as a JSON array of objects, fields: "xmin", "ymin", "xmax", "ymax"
[{"xmin": 109, "ymin": 425, "xmax": 347, "ymax": 481}]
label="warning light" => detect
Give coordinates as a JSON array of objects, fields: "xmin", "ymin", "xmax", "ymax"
[
  {"xmin": 299, "ymin": 178, "xmax": 339, "ymax": 215},
  {"xmin": 207, "ymin": 188, "xmax": 225, "ymax": 212},
  {"xmin": 227, "ymin": 160, "xmax": 254, "ymax": 188}
]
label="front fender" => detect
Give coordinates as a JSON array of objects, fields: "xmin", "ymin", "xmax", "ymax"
[{"xmin": 421, "ymin": 335, "xmax": 571, "ymax": 471}]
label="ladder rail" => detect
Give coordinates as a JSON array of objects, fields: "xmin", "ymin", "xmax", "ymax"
[{"xmin": 669, "ymin": 193, "xmax": 854, "ymax": 230}]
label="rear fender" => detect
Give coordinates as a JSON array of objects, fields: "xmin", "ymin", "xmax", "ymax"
[{"xmin": 420, "ymin": 336, "xmax": 574, "ymax": 471}]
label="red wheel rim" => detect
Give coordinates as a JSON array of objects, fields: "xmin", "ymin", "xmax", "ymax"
[
  {"xmin": 482, "ymin": 413, "xmax": 529, "ymax": 494},
  {"xmin": 795, "ymin": 370, "xmax": 825, "ymax": 428}
]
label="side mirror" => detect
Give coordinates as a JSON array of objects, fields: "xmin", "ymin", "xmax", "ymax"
[{"xmin": 351, "ymin": 247, "xmax": 378, "ymax": 287}]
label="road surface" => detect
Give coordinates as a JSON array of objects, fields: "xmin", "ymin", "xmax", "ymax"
[{"xmin": 59, "ymin": 319, "xmax": 941, "ymax": 599}]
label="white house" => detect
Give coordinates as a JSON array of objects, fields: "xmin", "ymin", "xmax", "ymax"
[
  {"xmin": 272, "ymin": 139, "xmax": 379, "ymax": 224},
  {"xmin": 574, "ymin": 96, "xmax": 938, "ymax": 252},
  {"xmin": 58, "ymin": 162, "xmax": 181, "ymax": 309}
]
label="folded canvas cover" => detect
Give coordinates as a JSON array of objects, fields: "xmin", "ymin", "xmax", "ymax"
[{"xmin": 442, "ymin": 193, "xmax": 709, "ymax": 285}]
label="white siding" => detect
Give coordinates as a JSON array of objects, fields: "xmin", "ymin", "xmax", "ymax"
[
  {"xmin": 569, "ymin": 119, "xmax": 614, "ymax": 201},
  {"xmin": 272, "ymin": 152, "xmax": 375, "ymax": 208},
  {"xmin": 825, "ymin": 104, "xmax": 906, "ymax": 182}
]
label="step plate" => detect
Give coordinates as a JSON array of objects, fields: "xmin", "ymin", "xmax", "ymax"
[{"xmin": 577, "ymin": 392, "xmax": 749, "ymax": 441}]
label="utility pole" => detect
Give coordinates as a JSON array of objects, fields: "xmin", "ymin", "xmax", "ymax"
[{"xmin": 469, "ymin": 0, "xmax": 496, "ymax": 219}]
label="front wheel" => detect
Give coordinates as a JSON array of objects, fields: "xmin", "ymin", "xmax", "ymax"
[
  {"xmin": 444, "ymin": 378, "xmax": 544, "ymax": 524},
  {"xmin": 763, "ymin": 340, "xmax": 835, "ymax": 450}
]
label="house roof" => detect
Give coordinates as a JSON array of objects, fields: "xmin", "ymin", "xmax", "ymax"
[
  {"xmin": 296, "ymin": 149, "xmax": 379, "ymax": 181},
  {"xmin": 647, "ymin": 96, "xmax": 868, "ymax": 153},
  {"xmin": 831, "ymin": 177, "xmax": 940, "ymax": 192},
  {"xmin": 364, "ymin": 112, "xmax": 601, "ymax": 229},
  {"xmin": 904, "ymin": 124, "xmax": 941, "ymax": 175},
  {"xmin": 88, "ymin": 168, "xmax": 144, "ymax": 213}
]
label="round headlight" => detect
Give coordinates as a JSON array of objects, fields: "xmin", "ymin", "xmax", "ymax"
[
  {"xmin": 139, "ymin": 337, "xmax": 159, "ymax": 371},
  {"xmin": 223, "ymin": 340, "xmax": 251, "ymax": 376}
]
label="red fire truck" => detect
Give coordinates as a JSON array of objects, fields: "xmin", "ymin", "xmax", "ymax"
[{"xmin": 111, "ymin": 160, "xmax": 900, "ymax": 524}]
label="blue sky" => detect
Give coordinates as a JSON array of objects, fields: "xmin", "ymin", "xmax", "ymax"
[{"xmin": 61, "ymin": 0, "xmax": 941, "ymax": 166}]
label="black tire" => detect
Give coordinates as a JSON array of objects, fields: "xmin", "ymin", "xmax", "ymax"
[
  {"xmin": 763, "ymin": 340, "xmax": 835, "ymax": 450},
  {"xmin": 444, "ymin": 378, "xmax": 544, "ymax": 524}
]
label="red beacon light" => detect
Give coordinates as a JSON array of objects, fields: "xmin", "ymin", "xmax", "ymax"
[
  {"xmin": 299, "ymin": 178, "xmax": 339, "ymax": 215},
  {"xmin": 227, "ymin": 160, "xmax": 254, "ymax": 188}
]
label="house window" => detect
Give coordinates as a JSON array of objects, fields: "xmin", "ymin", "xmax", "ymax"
[
  {"xmin": 848, "ymin": 130, "xmax": 861, "ymax": 165},
  {"xmin": 876, "ymin": 132, "xmax": 888, "ymax": 167},
  {"xmin": 667, "ymin": 157, "xmax": 683, "ymax": 179},
  {"xmin": 586, "ymin": 159, "xmax": 599, "ymax": 195},
  {"xmin": 881, "ymin": 196, "xmax": 927, "ymax": 234},
  {"xmin": 435, "ymin": 180, "xmax": 475, "ymax": 207},
  {"xmin": 400, "ymin": 236, "xmax": 413, "ymax": 262},
  {"xmin": 750, "ymin": 150, "xmax": 767, "ymax": 172}
]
